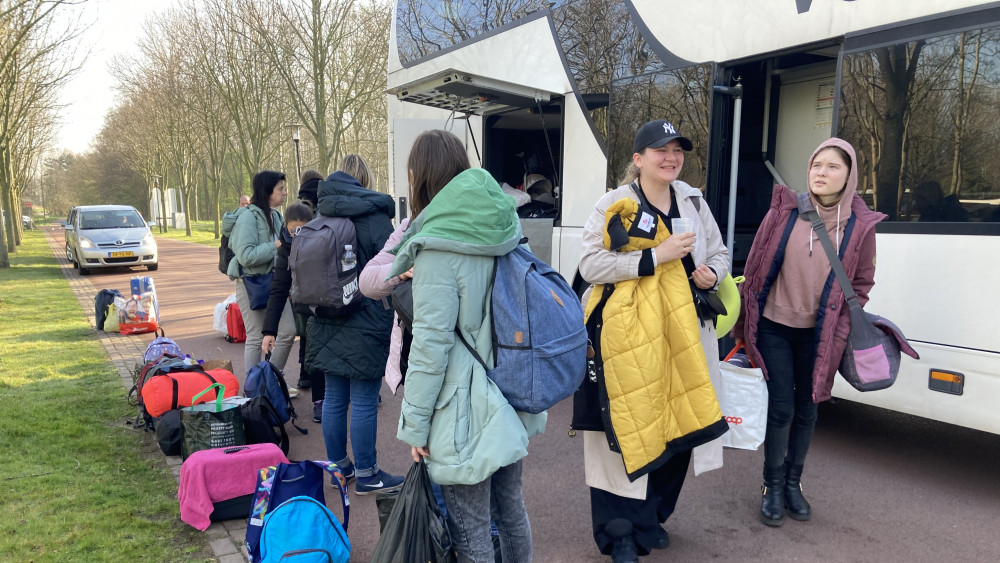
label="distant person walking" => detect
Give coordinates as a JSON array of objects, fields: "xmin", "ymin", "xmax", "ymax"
[
  {"xmin": 239, "ymin": 194, "xmax": 251, "ymax": 208},
  {"xmin": 227, "ymin": 171, "xmax": 297, "ymax": 382},
  {"xmin": 733, "ymin": 138, "xmax": 884, "ymax": 527},
  {"xmin": 307, "ymin": 155, "xmax": 403, "ymax": 495}
]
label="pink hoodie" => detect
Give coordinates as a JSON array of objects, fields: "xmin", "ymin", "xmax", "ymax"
[
  {"xmin": 733, "ymin": 138, "xmax": 886, "ymax": 402},
  {"xmin": 359, "ymin": 219, "xmax": 410, "ymax": 393},
  {"xmin": 762, "ymin": 140, "xmax": 857, "ymax": 328}
]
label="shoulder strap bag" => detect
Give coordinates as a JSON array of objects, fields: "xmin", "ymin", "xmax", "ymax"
[{"xmin": 800, "ymin": 203, "xmax": 919, "ymax": 391}]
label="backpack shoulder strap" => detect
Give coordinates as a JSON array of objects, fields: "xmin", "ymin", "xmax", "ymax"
[{"xmin": 309, "ymin": 461, "xmax": 351, "ymax": 531}]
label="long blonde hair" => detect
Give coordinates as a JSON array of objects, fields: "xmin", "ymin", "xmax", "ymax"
[
  {"xmin": 619, "ymin": 162, "xmax": 640, "ymax": 186},
  {"xmin": 339, "ymin": 154, "xmax": 373, "ymax": 189}
]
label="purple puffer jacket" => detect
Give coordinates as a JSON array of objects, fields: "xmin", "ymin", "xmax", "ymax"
[{"xmin": 732, "ymin": 139, "xmax": 885, "ymax": 403}]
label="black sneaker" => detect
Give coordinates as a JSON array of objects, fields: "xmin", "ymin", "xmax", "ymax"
[
  {"xmin": 335, "ymin": 461, "xmax": 355, "ymax": 485},
  {"xmin": 312, "ymin": 400, "xmax": 323, "ymax": 423},
  {"xmin": 297, "ymin": 377, "xmax": 311, "ymax": 389}
]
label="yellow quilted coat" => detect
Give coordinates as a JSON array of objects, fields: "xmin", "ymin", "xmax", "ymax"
[{"xmin": 585, "ymin": 198, "xmax": 724, "ymax": 478}]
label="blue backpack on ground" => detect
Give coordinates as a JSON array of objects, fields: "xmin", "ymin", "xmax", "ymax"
[
  {"xmin": 457, "ymin": 243, "xmax": 588, "ymax": 414},
  {"xmin": 245, "ymin": 356, "xmax": 308, "ymax": 435},
  {"xmin": 245, "ymin": 461, "xmax": 351, "ymax": 563},
  {"xmin": 143, "ymin": 328, "xmax": 182, "ymax": 364}
]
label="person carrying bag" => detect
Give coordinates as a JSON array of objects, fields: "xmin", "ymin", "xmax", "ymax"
[{"xmin": 800, "ymin": 201, "xmax": 920, "ymax": 391}]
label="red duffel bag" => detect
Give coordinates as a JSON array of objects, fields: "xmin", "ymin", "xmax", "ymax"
[{"xmin": 141, "ymin": 369, "xmax": 240, "ymax": 419}]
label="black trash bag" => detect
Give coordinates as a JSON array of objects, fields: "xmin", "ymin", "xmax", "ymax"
[
  {"xmin": 375, "ymin": 488, "xmax": 401, "ymax": 533},
  {"xmin": 371, "ymin": 461, "xmax": 456, "ymax": 563}
]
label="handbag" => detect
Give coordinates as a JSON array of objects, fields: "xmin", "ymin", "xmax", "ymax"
[
  {"xmin": 691, "ymin": 282, "xmax": 727, "ymax": 322},
  {"xmin": 801, "ymin": 202, "xmax": 919, "ymax": 391},
  {"xmin": 716, "ymin": 346, "xmax": 767, "ymax": 450},
  {"xmin": 180, "ymin": 384, "xmax": 247, "ymax": 459},
  {"xmin": 241, "ymin": 267, "xmax": 273, "ymax": 311}
]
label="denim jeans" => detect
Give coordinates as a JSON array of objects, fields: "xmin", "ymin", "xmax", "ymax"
[
  {"xmin": 322, "ymin": 374, "xmax": 381, "ymax": 476},
  {"xmin": 757, "ymin": 317, "xmax": 819, "ymax": 472},
  {"xmin": 439, "ymin": 460, "xmax": 532, "ymax": 563},
  {"xmin": 235, "ymin": 279, "xmax": 296, "ymax": 379}
]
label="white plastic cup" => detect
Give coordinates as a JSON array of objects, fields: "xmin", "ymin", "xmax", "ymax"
[{"xmin": 671, "ymin": 217, "xmax": 695, "ymax": 234}]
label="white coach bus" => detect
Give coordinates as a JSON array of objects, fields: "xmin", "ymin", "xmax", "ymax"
[{"xmin": 385, "ymin": 0, "xmax": 1000, "ymax": 435}]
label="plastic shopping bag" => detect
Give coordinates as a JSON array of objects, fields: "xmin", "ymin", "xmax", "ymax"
[
  {"xmin": 371, "ymin": 461, "xmax": 455, "ymax": 563},
  {"xmin": 717, "ymin": 347, "xmax": 768, "ymax": 450}
]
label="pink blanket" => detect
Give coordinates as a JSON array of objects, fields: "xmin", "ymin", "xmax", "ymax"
[{"xmin": 178, "ymin": 443, "xmax": 289, "ymax": 530}]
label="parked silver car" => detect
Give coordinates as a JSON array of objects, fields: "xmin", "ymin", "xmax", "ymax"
[{"xmin": 64, "ymin": 205, "xmax": 158, "ymax": 275}]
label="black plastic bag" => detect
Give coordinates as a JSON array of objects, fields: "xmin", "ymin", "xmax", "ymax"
[
  {"xmin": 371, "ymin": 461, "xmax": 455, "ymax": 563},
  {"xmin": 375, "ymin": 488, "xmax": 401, "ymax": 533}
]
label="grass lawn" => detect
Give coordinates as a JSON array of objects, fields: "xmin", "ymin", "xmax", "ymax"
[
  {"xmin": 0, "ymin": 231, "xmax": 213, "ymax": 562},
  {"xmin": 154, "ymin": 220, "xmax": 221, "ymax": 247}
]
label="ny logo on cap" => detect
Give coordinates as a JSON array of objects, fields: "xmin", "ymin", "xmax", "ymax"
[{"xmin": 663, "ymin": 122, "xmax": 677, "ymax": 135}]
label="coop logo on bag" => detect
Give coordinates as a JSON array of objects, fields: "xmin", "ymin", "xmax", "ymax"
[{"xmin": 725, "ymin": 416, "xmax": 743, "ymax": 425}]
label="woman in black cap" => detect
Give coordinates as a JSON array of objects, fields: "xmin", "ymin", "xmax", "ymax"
[{"xmin": 574, "ymin": 120, "xmax": 730, "ymax": 562}]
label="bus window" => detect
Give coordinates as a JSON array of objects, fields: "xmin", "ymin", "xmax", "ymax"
[
  {"xmin": 839, "ymin": 26, "xmax": 1000, "ymax": 224},
  {"xmin": 396, "ymin": 0, "xmax": 565, "ymax": 65}
]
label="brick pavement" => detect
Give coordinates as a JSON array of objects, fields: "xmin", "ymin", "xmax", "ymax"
[{"xmin": 42, "ymin": 228, "xmax": 248, "ymax": 562}]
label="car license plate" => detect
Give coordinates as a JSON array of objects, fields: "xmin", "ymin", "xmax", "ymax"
[{"xmin": 109, "ymin": 251, "xmax": 134, "ymax": 258}]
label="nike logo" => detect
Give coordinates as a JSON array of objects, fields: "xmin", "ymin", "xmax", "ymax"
[{"xmin": 365, "ymin": 480, "xmax": 383, "ymax": 487}]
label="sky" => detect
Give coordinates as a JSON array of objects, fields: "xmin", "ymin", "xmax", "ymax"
[{"xmin": 54, "ymin": 0, "xmax": 168, "ymax": 154}]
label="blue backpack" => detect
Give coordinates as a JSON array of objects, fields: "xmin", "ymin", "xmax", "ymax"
[
  {"xmin": 244, "ymin": 359, "xmax": 293, "ymax": 425},
  {"xmin": 245, "ymin": 461, "xmax": 350, "ymax": 563},
  {"xmin": 143, "ymin": 328, "xmax": 182, "ymax": 364},
  {"xmin": 458, "ymin": 244, "xmax": 588, "ymax": 414}
]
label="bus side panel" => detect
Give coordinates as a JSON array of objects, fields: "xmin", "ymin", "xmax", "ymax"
[
  {"xmin": 832, "ymin": 345, "xmax": 1000, "ymax": 435},
  {"xmin": 832, "ymin": 232, "xmax": 999, "ymax": 434},
  {"xmin": 867, "ymin": 234, "xmax": 998, "ymax": 352}
]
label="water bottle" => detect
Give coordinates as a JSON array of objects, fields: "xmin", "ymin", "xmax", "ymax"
[{"xmin": 341, "ymin": 244, "xmax": 357, "ymax": 272}]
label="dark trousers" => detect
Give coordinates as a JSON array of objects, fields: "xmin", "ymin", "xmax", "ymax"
[
  {"xmin": 590, "ymin": 449, "xmax": 691, "ymax": 556},
  {"xmin": 296, "ymin": 331, "xmax": 326, "ymax": 402},
  {"xmin": 757, "ymin": 317, "xmax": 819, "ymax": 473}
]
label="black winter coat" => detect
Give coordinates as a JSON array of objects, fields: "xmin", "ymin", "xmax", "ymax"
[
  {"xmin": 305, "ymin": 172, "xmax": 395, "ymax": 380},
  {"xmin": 262, "ymin": 226, "xmax": 294, "ymax": 337}
]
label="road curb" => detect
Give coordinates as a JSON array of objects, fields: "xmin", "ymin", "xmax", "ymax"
[{"xmin": 42, "ymin": 227, "xmax": 248, "ymax": 562}]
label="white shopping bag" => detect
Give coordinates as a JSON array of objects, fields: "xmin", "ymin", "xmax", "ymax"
[
  {"xmin": 717, "ymin": 348, "xmax": 768, "ymax": 450},
  {"xmin": 213, "ymin": 294, "xmax": 238, "ymax": 335}
]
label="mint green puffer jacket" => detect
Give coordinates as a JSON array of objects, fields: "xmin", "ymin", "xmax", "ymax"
[{"xmin": 388, "ymin": 168, "xmax": 547, "ymax": 486}]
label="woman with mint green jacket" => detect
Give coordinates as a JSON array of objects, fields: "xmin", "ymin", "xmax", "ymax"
[{"xmin": 388, "ymin": 130, "xmax": 545, "ymax": 563}]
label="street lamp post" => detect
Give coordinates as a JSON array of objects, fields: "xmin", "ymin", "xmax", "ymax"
[{"xmin": 286, "ymin": 124, "xmax": 302, "ymax": 183}]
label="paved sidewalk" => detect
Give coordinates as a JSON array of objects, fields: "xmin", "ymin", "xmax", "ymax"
[{"xmin": 43, "ymin": 228, "xmax": 248, "ymax": 563}]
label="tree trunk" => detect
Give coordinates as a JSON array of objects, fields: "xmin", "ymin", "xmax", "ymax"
[{"xmin": 874, "ymin": 42, "xmax": 924, "ymax": 221}]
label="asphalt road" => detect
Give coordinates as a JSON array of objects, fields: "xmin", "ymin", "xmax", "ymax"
[{"xmin": 51, "ymin": 226, "xmax": 1000, "ymax": 562}]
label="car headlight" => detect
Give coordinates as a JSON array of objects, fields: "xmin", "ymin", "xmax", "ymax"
[
  {"xmin": 142, "ymin": 232, "xmax": 156, "ymax": 247},
  {"xmin": 79, "ymin": 236, "xmax": 95, "ymax": 249}
]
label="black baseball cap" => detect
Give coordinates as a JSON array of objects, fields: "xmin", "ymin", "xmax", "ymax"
[{"xmin": 633, "ymin": 119, "xmax": 693, "ymax": 153}]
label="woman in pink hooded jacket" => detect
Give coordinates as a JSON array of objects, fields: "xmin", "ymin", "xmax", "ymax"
[
  {"xmin": 733, "ymin": 138, "xmax": 885, "ymax": 527},
  {"xmin": 359, "ymin": 218, "xmax": 411, "ymax": 394}
]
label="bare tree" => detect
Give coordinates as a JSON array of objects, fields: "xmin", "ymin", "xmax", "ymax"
[{"xmin": 0, "ymin": 0, "xmax": 84, "ymax": 266}]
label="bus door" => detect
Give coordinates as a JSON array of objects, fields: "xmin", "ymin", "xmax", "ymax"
[{"xmin": 707, "ymin": 43, "xmax": 840, "ymax": 274}]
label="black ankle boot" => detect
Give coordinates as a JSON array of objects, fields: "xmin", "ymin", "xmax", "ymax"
[
  {"xmin": 760, "ymin": 465, "xmax": 785, "ymax": 527},
  {"xmin": 784, "ymin": 464, "xmax": 812, "ymax": 521},
  {"xmin": 605, "ymin": 519, "xmax": 638, "ymax": 563}
]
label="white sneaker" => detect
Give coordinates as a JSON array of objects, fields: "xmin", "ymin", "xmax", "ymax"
[{"xmin": 288, "ymin": 387, "xmax": 299, "ymax": 398}]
